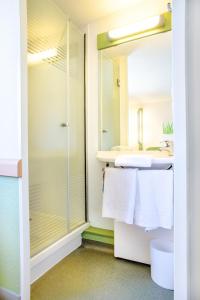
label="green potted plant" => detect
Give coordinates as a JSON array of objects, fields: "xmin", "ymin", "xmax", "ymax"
[{"xmin": 162, "ymin": 122, "xmax": 174, "ymax": 142}]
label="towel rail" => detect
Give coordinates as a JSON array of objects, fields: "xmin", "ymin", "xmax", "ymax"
[
  {"xmin": 102, "ymin": 163, "xmax": 174, "ymax": 171},
  {"xmin": 102, "ymin": 163, "xmax": 173, "ymax": 194}
]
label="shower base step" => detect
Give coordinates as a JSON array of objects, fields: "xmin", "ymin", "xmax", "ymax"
[{"xmin": 82, "ymin": 226, "xmax": 114, "ymax": 245}]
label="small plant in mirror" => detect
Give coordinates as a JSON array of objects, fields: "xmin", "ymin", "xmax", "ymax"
[{"xmin": 163, "ymin": 122, "xmax": 173, "ymax": 135}]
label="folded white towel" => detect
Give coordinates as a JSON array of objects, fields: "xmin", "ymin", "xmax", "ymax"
[
  {"xmin": 115, "ymin": 155, "xmax": 152, "ymax": 168},
  {"xmin": 134, "ymin": 170, "xmax": 173, "ymax": 230},
  {"xmin": 102, "ymin": 167, "xmax": 138, "ymax": 224}
]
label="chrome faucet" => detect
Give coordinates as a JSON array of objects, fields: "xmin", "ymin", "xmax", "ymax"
[{"xmin": 160, "ymin": 140, "xmax": 173, "ymax": 155}]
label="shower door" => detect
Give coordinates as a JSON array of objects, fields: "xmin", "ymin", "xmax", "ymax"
[
  {"xmin": 28, "ymin": 0, "xmax": 85, "ymax": 257},
  {"xmin": 68, "ymin": 23, "xmax": 86, "ymax": 231}
]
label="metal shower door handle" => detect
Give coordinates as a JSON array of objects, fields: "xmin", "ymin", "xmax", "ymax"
[{"xmin": 60, "ymin": 122, "xmax": 69, "ymax": 127}]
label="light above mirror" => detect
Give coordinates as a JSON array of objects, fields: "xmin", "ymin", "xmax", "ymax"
[
  {"xmin": 97, "ymin": 12, "xmax": 171, "ymax": 50},
  {"xmin": 108, "ymin": 15, "xmax": 164, "ymax": 41}
]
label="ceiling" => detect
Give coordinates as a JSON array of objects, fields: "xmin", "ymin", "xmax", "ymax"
[{"xmin": 54, "ymin": 0, "xmax": 143, "ymax": 27}]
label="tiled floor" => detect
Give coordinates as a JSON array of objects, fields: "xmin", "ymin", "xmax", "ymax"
[{"xmin": 31, "ymin": 246, "xmax": 173, "ymax": 300}]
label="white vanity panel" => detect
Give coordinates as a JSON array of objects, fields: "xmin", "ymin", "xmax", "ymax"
[{"xmin": 114, "ymin": 221, "xmax": 173, "ymax": 264}]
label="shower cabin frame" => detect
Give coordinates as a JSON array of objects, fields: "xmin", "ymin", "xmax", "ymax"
[
  {"xmin": 29, "ymin": 23, "xmax": 89, "ymax": 282},
  {"xmin": 19, "ymin": 1, "xmax": 89, "ymax": 299},
  {"xmin": 17, "ymin": 1, "xmax": 188, "ymax": 300}
]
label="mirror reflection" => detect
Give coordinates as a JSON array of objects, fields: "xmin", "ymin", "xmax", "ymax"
[{"xmin": 99, "ymin": 31, "xmax": 172, "ymax": 151}]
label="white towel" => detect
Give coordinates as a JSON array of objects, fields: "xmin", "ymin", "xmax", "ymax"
[
  {"xmin": 134, "ymin": 170, "xmax": 173, "ymax": 230},
  {"xmin": 102, "ymin": 167, "xmax": 138, "ymax": 224},
  {"xmin": 115, "ymin": 155, "xmax": 152, "ymax": 168}
]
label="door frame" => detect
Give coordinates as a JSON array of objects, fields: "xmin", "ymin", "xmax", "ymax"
[
  {"xmin": 19, "ymin": 0, "xmax": 189, "ymax": 299},
  {"xmin": 173, "ymin": 1, "xmax": 189, "ymax": 299},
  {"xmin": 20, "ymin": 0, "xmax": 31, "ymax": 299}
]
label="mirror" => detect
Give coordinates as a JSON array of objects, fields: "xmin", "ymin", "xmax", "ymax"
[{"xmin": 99, "ymin": 31, "xmax": 172, "ymax": 151}]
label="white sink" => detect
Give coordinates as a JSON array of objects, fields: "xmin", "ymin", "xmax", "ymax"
[{"xmin": 96, "ymin": 150, "xmax": 174, "ymax": 169}]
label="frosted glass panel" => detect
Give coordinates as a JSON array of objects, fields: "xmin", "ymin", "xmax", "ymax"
[
  {"xmin": 68, "ymin": 22, "xmax": 85, "ymax": 230},
  {"xmin": 28, "ymin": 0, "xmax": 86, "ymax": 257}
]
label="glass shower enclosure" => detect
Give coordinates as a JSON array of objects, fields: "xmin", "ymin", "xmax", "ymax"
[{"xmin": 28, "ymin": 0, "xmax": 86, "ymax": 257}]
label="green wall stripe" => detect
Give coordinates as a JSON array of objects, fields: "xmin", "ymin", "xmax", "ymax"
[
  {"xmin": 0, "ymin": 177, "xmax": 20, "ymax": 294},
  {"xmin": 82, "ymin": 226, "xmax": 114, "ymax": 245},
  {"xmin": 97, "ymin": 11, "xmax": 172, "ymax": 50}
]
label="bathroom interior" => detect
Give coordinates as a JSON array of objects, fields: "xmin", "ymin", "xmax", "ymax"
[{"xmin": 27, "ymin": 0, "xmax": 174, "ymax": 299}]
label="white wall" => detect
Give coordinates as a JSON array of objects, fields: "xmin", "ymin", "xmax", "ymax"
[
  {"xmin": 0, "ymin": 1, "xmax": 30, "ymax": 299},
  {"xmin": 86, "ymin": 0, "xmax": 169, "ymax": 229},
  {"xmin": 173, "ymin": 1, "xmax": 188, "ymax": 299},
  {"xmin": 0, "ymin": 2, "xmax": 22, "ymax": 159}
]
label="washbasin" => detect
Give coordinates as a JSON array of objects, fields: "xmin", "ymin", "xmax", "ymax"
[{"xmin": 96, "ymin": 150, "xmax": 174, "ymax": 169}]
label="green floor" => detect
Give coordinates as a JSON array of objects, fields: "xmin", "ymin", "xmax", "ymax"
[{"xmin": 31, "ymin": 247, "xmax": 174, "ymax": 300}]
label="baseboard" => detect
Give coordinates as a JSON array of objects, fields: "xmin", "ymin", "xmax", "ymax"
[
  {"xmin": 82, "ymin": 226, "xmax": 114, "ymax": 245},
  {"xmin": 0, "ymin": 287, "xmax": 20, "ymax": 300},
  {"xmin": 31, "ymin": 223, "xmax": 89, "ymax": 284},
  {"xmin": 83, "ymin": 239, "xmax": 114, "ymax": 254}
]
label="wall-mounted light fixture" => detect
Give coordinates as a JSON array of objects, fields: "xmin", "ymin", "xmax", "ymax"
[
  {"xmin": 28, "ymin": 48, "xmax": 58, "ymax": 65},
  {"xmin": 108, "ymin": 15, "xmax": 164, "ymax": 41}
]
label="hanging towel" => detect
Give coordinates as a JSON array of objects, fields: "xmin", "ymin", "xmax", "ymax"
[
  {"xmin": 115, "ymin": 155, "xmax": 152, "ymax": 168},
  {"xmin": 102, "ymin": 167, "xmax": 138, "ymax": 224},
  {"xmin": 134, "ymin": 170, "xmax": 173, "ymax": 230}
]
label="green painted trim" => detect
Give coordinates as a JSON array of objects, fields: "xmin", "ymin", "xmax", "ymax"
[
  {"xmin": 146, "ymin": 147, "xmax": 161, "ymax": 151},
  {"xmin": 82, "ymin": 226, "xmax": 114, "ymax": 245},
  {"xmin": 97, "ymin": 11, "xmax": 172, "ymax": 50}
]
